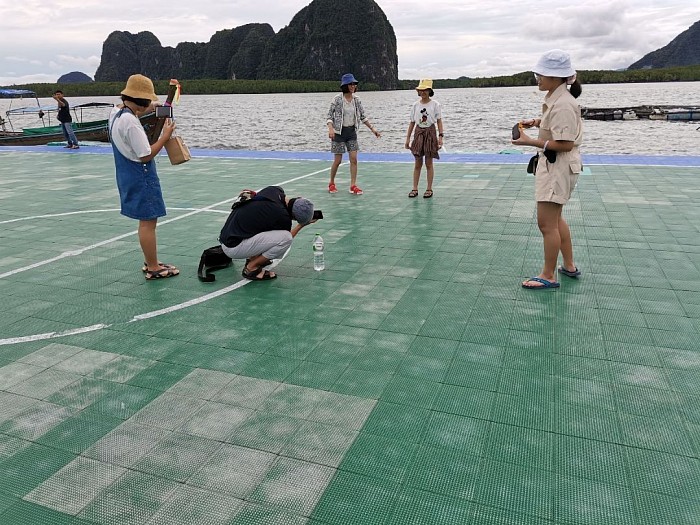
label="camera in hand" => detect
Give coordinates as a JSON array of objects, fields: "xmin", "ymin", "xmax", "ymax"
[
  {"xmin": 313, "ymin": 210, "xmax": 323, "ymax": 220},
  {"xmin": 155, "ymin": 105, "xmax": 173, "ymax": 118}
]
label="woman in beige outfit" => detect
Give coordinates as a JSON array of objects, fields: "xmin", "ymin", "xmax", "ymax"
[{"xmin": 512, "ymin": 49, "xmax": 583, "ymax": 289}]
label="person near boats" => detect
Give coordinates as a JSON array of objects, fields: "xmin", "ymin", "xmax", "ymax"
[
  {"xmin": 108, "ymin": 74, "xmax": 179, "ymax": 280},
  {"xmin": 326, "ymin": 73, "xmax": 381, "ymax": 195},
  {"xmin": 511, "ymin": 49, "xmax": 583, "ymax": 290},
  {"xmin": 53, "ymin": 90, "xmax": 79, "ymax": 149},
  {"xmin": 219, "ymin": 186, "xmax": 316, "ymax": 281},
  {"xmin": 405, "ymin": 79, "xmax": 443, "ymax": 198}
]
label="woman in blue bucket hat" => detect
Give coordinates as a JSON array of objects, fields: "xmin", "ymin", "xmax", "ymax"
[{"xmin": 326, "ymin": 73, "xmax": 381, "ymax": 195}]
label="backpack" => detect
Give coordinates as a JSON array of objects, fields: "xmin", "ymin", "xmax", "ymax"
[
  {"xmin": 197, "ymin": 189, "xmax": 257, "ymax": 282},
  {"xmin": 197, "ymin": 245, "xmax": 232, "ymax": 282}
]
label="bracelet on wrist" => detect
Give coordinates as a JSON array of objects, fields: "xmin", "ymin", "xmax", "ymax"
[{"xmin": 543, "ymin": 140, "xmax": 549, "ymax": 151}]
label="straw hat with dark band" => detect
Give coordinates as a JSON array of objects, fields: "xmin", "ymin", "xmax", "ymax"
[{"xmin": 121, "ymin": 74, "xmax": 159, "ymax": 101}]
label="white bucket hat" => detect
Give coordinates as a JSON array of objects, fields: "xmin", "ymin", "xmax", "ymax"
[{"xmin": 533, "ymin": 49, "xmax": 577, "ymax": 82}]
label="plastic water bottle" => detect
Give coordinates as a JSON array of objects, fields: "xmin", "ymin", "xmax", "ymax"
[{"xmin": 313, "ymin": 233, "xmax": 325, "ymax": 271}]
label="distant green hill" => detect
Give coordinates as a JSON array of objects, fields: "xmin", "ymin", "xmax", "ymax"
[
  {"xmin": 629, "ymin": 20, "xmax": 700, "ymax": 69},
  {"xmin": 6, "ymin": 65, "xmax": 700, "ymax": 98}
]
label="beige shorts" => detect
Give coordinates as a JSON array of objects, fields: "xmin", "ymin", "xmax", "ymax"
[{"xmin": 535, "ymin": 159, "xmax": 581, "ymax": 204}]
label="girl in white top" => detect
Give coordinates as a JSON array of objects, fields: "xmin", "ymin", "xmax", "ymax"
[{"xmin": 405, "ymin": 79, "xmax": 443, "ymax": 198}]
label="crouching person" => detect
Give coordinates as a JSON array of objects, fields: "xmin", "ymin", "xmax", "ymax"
[{"xmin": 219, "ymin": 186, "xmax": 315, "ymax": 281}]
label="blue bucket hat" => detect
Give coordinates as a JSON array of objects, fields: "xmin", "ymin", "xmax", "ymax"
[{"xmin": 340, "ymin": 73, "xmax": 358, "ymax": 86}]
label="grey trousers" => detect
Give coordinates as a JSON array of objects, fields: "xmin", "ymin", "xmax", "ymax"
[{"xmin": 221, "ymin": 230, "xmax": 293, "ymax": 261}]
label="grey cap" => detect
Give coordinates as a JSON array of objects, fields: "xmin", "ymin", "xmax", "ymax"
[{"xmin": 292, "ymin": 198, "xmax": 314, "ymax": 225}]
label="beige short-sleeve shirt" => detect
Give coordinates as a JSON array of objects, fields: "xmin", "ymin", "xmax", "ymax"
[{"xmin": 535, "ymin": 83, "xmax": 583, "ymax": 204}]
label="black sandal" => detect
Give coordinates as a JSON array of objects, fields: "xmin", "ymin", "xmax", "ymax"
[
  {"xmin": 242, "ymin": 266, "xmax": 277, "ymax": 281},
  {"xmin": 408, "ymin": 190, "xmax": 419, "ymax": 198},
  {"xmin": 145, "ymin": 266, "xmax": 180, "ymax": 280},
  {"xmin": 423, "ymin": 190, "xmax": 433, "ymax": 198},
  {"xmin": 142, "ymin": 262, "xmax": 176, "ymax": 273}
]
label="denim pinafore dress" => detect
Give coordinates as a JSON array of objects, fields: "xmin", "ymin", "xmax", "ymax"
[{"xmin": 109, "ymin": 108, "xmax": 166, "ymax": 221}]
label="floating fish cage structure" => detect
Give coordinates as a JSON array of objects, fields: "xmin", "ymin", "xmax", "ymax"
[{"xmin": 581, "ymin": 105, "xmax": 700, "ymax": 121}]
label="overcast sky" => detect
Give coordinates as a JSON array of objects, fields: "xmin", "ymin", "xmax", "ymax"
[{"xmin": 1, "ymin": 0, "xmax": 699, "ymax": 86}]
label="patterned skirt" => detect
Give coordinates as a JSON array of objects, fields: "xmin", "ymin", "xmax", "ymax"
[{"xmin": 410, "ymin": 125, "xmax": 440, "ymax": 160}]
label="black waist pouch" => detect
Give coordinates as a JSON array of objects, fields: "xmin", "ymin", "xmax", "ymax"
[{"xmin": 527, "ymin": 154, "xmax": 538, "ymax": 174}]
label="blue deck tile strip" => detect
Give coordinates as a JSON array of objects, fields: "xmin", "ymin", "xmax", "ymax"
[{"xmin": 2, "ymin": 143, "xmax": 700, "ymax": 167}]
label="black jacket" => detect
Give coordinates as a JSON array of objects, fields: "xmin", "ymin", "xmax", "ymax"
[{"xmin": 219, "ymin": 186, "xmax": 292, "ymax": 247}]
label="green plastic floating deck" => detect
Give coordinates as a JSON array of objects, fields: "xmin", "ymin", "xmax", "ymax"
[{"xmin": 0, "ymin": 148, "xmax": 699, "ymax": 524}]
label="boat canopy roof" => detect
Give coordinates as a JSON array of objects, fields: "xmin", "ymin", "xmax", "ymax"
[
  {"xmin": 0, "ymin": 88, "xmax": 37, "ymax": 98},
  {"xmin": 6, "ymin": 102, "xmax": 114, "ymax": 116}
]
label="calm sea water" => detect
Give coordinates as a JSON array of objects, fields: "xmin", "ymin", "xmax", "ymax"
[{"xmin": 2, "ymin": 82, "xmax": 698, "ymax": 155}]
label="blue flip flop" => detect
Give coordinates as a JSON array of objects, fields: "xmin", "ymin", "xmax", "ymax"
[
  {"xmin": 522, "ymin": 277, "xmax": 560, "ymax": 289},
  {"xmin": 558, "ymin": 266, "xmax": 581, "ymax": 278}
]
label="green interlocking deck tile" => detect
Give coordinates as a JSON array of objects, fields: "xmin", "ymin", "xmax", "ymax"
[
  {"xmin": 614, "ymin": 383, "xmax": 683, "ymax": 421},
  {"xmin": 467, "ymin": 502, "xmax": 551, "ymax": 525},
  {"xmin": 626, "ymin": 447, "xmax": 700, "ymax": 498},
  {"xmin": 444, "ymin": 360, "xmax": 501, "ymax": 391},
  {"xmin": 126, "ymin": 361, "xmax": 193, "ymax": 391},
  {"xmin": 238, "ymin": 353, "xmax": 302, "ymax": 381},
  {"xmin": 0, "ymin": 443, "xmax": 75, "ymax": 498},
  {"xmin": 605, "ymin": 341, "xmax": 663, "ymax": 367},
  {"xmin": 454, "ymin": 341, "xmax": 506, "ymax": 367},
  {"xmin": 330, "ymin": 367, "xmax": 391, "ymax": 398},
  {"xmin": 284, "ymin": 361, "xmax": 346, "ymax": 390},
  {"xmin": 554, "ymin": 474, "xmax": 637, "ymax": 524},
  {"xmin": 145, "ymin": 485, "xmax": 243, "ymax": 525},
  {"xmin": 249, "ymin": 456, "xmax": 335, "ymax": 515},
  {"xmin": 557, "ymin": 403, "xmax": 621, "ymax": 442},
  {"xmin": 134, "ymin": 432, "xmax": 222, "ymax": 482},
  {"xmin": 35, "ymin": 413, "xmax": 123, "ymax": 454},
  {"xmin": 422, "ymin": 411, "xmax": 490, "ymax": 455},
  {"xmin": 490, "ymin": 393, "xmax": 555, "ymax": 432},
  {"xmin": 555, "ymin": 435, "xmax": 629, "ymax": 486},
  {"xmin": 388, "ymin": 488, "xmax": 471, "ymax": 525},
  {"xmin": 361, "ymin": 401, "xmax": 429, "ymax": 443},
  {"xmin": 379, "ymin": 376, "xmax": 439, "ymax": 409},
  {"xmin": 0, "ymin": 493, "xmax": 18, "ymax": 515},
  {"xmin": 395, "ymin": 353, "xmax": 450, "ymax": 382},
  {"xmin": 497, "ymin": 369, "xmax": 553, "ymax": 400},
  {"xmin": 486, "ymin": 423, "xmax": 553, "ymax": 471},
  {"xmin": 77, "ymin": 470, "xmax": 181, "ymax": 524},
  {"xmin": 231, "ymin": 501, "xmax": 308, "ymax": 525},
  {"xmin": 474, "ymin": 459, "xmax": 552, "ymax": 519},
  {"xmin": 348, "ymin": 347, "xmax": 403, "ymax": 374},
  {"xmin": 634, "ymin": 490, "xmax": 700, "ymax": 525},
  {"xmin": 433, "ymin": 384, "xmax": 496, "ymax": 420},
  {"xmin": 0, "ymin": 500, "xmax": 87, "ymax": 525},
  {"xmin": 228, "ymin": 412, "xmax": 305, "ymax": 454},
  {"xmin": 555, "ymin": 376, "xmax": 616, "ymax": 411},
  {"xmin": 618, "ymin": 412, "xmax": 696, "ymax": 456},
  {"xmin": 404, "ymin": 444, "xmax": 481, "ymax": 501},
  {"xmin": 311, "ymin": 471, "xmax": 399, "ymax": 525}
]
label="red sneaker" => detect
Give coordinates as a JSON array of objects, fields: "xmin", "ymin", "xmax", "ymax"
[
  {"xmin": 349, "ymin": 185, "xmax": 363, "ymax": 195},
  {"xmin": 328, "ymin": 183, "xmax": 338, "ymax": 194}
]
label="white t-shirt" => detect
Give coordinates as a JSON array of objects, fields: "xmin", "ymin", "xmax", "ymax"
[
  {"xmin": 109, "ymin": 107, "xmax": 152, "ymax": 162},
  {"xmin": 410, "ymin": 99, "xmax": 442, "ymax": 128},
  {"xmin": 342, "ymin": 97, "xmax": 357, "ymax": 127}
]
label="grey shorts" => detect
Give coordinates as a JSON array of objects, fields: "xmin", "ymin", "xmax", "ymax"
[{"xmin": 331, "ymin": 126, "xmax": 359, "ymax": 154}]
